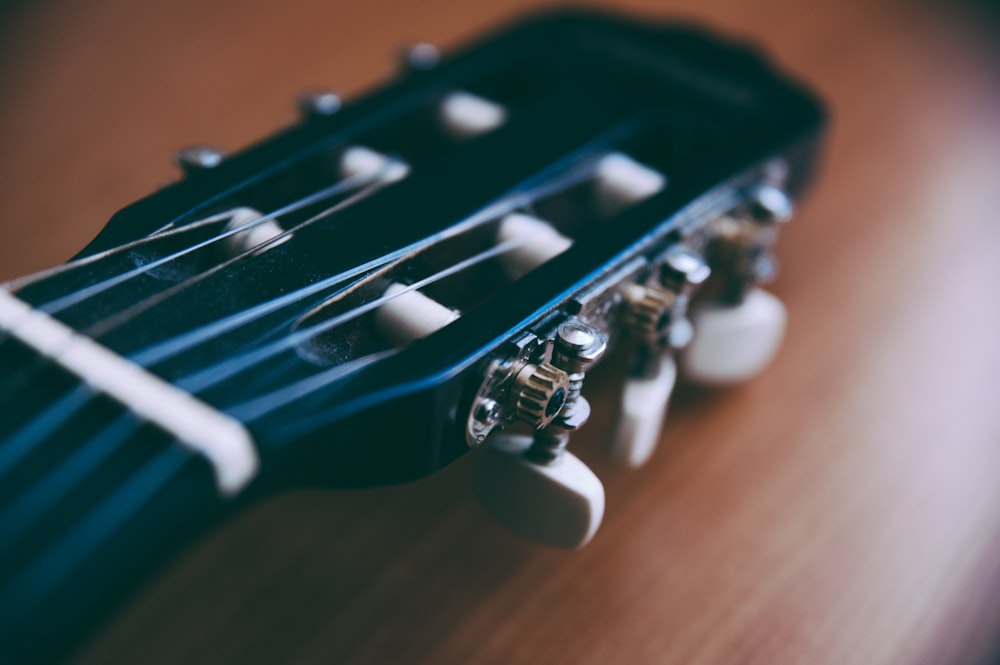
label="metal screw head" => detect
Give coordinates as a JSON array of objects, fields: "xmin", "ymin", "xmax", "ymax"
[
  {"xmin": 296, "ymin": 89, "xmax": 342, "ymax": 118},
  {"xmin": 662, "ymin": 246, "xmax": 711, "ymax": 287},
  {"xmin": 401, "ymin": 43, "xmax": 441, "ymax": 71},
  {"xmin": 750, "ymin": 185, "xmax": 794, "ymax": 223},
  {"xmin": 174, "ymin": 145, "xmax": 225, "ymax": 173},
  {"xmin": 473, "ymin": 398, "xmax": 502, "ymax": 428},
  {"xmin": 553, "ymin": 320, "xmax": 607, "ymax": 372}
]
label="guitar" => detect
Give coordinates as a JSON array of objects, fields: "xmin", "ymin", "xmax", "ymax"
[{"xmin": 0, "ymin": 9, "xmax": 825, "ymax": 663}]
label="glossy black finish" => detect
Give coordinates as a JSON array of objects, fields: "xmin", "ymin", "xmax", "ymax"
[
  {"xmin": 0, "ymin": 10, "xmax": 825, "ymax": 662},
  {"xmin": 18, "ymin": 9, "xmax": 824, "ymax": 489}
]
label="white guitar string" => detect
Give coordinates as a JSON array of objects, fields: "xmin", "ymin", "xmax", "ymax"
[
  {"xmin": 2, "ymin": 209, "xmax": 252, "ymax": 292},
  {"xmin": 39, "ymin": 166, "xmax": 396, "ymax": 316},
  {"xmin": 0, "ymin": 165, "xmax": 385, "ymax": 297},
  {"xmin": 99, "ymin": 153, "xmax": 602, "ymax": 369},
  {"xmin": 186, "ymin": 235, "xmax": 529, "ymax": 394},
  {"xmin": 0, "ymin": 154, "xmax": 604, "ymax": 503},
  {"xmin": 0, "ymin": 235, "xmax": 530, "ymax": 534},
  {"xmin": 0, "ymin": 163, "xmax": 392, "ymax": 361},
  {"xmin": 0, "ymin": 164, "xmax": 399, "ymax": 495},
  {"xmin": 81, "ymin": 175, "xmax": 391, "ymax": 338}
]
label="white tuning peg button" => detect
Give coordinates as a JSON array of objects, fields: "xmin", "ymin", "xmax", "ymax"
[
  {"xmin": 373, "ymin": 283, "xmax": 459, "ymax": 347},
  {"xmin": 439, "ymin": 91, "xmax": 507, "ymax": 138},
  {"xmin": 222, "ymin": 207, "xmax": 288, "ymax": 255},
  {"xmin": 339, "ymin": 146, "xmax": 410, "ymax": 183},
  {"xmin": 495, "ymin": 213, "xmax": 572, "ymax": 280},
  {"xmin": 594, "ymin": 152, "xmax": 666, "ymax": 216},
  {"xmin": 612, "ymin": 353, "xmax": 677, "ymax": 468},
  {"xmin": 475, "ymin": 434, "xmax": 604, "ymax": 549},
  {"xmin": 681, "ymin": 288, "xmax": 787, "ymax": 385}
]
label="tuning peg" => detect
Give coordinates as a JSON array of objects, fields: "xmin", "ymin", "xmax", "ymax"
[
  {"xmin": 474, "ymin": 320, "xmax": 607, "ymax": 548},
  {"xmin": 401, "ymin": 42, "xmax": 441, "ymax": 71},
  {"xmin": 296, "ymin": 89, "xmax": 342, "ymax": 119},
  {"xmin": 594, "ymin": 152, "xmax": 666, "ymax": 216},
  {"xmin": 612, "ymin": 352, "xmax": 677, "ymax": 468},
  {"xmin": 749, "ymin": 184, "xmax": 794, "ymax": 224},
  {"xmin": 338, "ymin": 145, "xmax": 410, "ymax": 183},
  {"xmin": 610, "ymin": 249, "xmax": 708, "ymax": 467},
  {"xmin": 373, "ymin": 283, "xmax": 459, "ymax": 347},
  {"xmin": 439, "ymin": 91, "xmax": 507, "ymax": 138},
  {"xmin": 174, "ymin": 145, "xmax": 225, "ymax": 174},
  {"xmin": 680, "ymin": 287, "xmax": 786, "ymax": 385},
  {"xmin": 475, "ymin": 433, "xmax": 604, "ymax": 549},
  {"xmin": 496, "ymin": 213, "xmax": 572, "ymax": 279},
  {"xmin": 221, "ymin": 207, "xmax": 288, "ymax": 255}
]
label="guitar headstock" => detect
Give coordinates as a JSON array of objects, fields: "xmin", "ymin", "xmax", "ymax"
[{"xmin": 3, "ymin": 9, "xmax": 825, "ymax": 547}]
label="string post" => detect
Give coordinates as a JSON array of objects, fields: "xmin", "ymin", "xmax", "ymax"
[
  {"xmin": 296, "ymin": 89, "xmax": 342, "ymax": 118},
  {"xmin": 401, "ymin": 43, "xmax": 441, "ymax": 71},
  {"xmin": 174, "ymin": 145, "xmax": 226, "ymax": 174},
  {"xmin": 525, "ymin": 320, "xmax": 606, "ymax": 463}
]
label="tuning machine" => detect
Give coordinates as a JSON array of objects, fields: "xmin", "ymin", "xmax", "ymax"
[
  {"xmin": 472, "ymin": 320, "xmax": 608, "ymax": 549},
  {"xmin": 611, "ymin": 247, "xmax": 710, "ymax": 468},
  {"xmin": 680, "ymin": 184, "xmax": 793, "ymax": 385}
]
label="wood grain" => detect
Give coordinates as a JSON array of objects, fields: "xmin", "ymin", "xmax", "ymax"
[{"xmin": 2, "ymin": 0, "xmax": 1000, "ymax": 663}]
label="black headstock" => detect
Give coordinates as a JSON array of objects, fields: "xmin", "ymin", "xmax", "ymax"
[
  {"xmin": 20, "ymin": 10, "xmax": 818, "ymax": 483},
  {"xmin": 0, "ymin": 10, "xmax": 825, "ymax": 661}
]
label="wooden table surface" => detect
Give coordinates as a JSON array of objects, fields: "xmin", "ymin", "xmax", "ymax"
[{"xmin": 2, "ymin": 0, "xmax": 1000, "ymax": 663}]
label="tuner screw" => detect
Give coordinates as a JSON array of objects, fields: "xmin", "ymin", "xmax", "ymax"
[
  {"xmin": 550, "ymin": 322, "xmax": 607, "ymax": 425},
  {"xmin": 552, "ymin": 320, "xmax": 608, "ymax": 374},
  {"xmin": 661, "ymin": 246, "xmax": 711, "ymax": 290},
  {"xmin": 296, "ymin": 89, "xmax": 342, "ymax": 118},
  {"xmin": 511, "ymin": 363, "xmax": 570, "ymax": 429},
  {"xmin": 472, "ymin": 398, "xmax": 502, "ymax": 430},
  {"xmin": 749, "ymin": 184, "xmax": 794, "ymax": 224},
  {"xmin": 401, "ymin": 42, "xmax": 441, "ymax": 71},
  {"xmin": 174, "ymin": 145, "xmax": 226, "ymax": 173}
]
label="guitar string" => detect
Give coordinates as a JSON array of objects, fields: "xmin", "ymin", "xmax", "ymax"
[
  {"xmin": 126, "ymin": 156, "xmax": 598, "ymax": 369},
  {"xmin": 0, "ymin": 160, "xmax": 395, "ymax": 361},
  {"xmin": 0, "ymin": 227, "xmax": 519, "ymax": 491},
  {"xmin": 0, "ymin": 142, "xmax": 598, "ymax": 386},
  {"xmin": 0, "ymin": 440, "xmax": 187, "ymax": 620},
  {"xmin": 0, "ymin": 155, "xmax": 601, "ymax": 476},
  {"xmin": 0, "ymin": 164, "xmax": 384, "ymax": 300},
  {"xmin": 0, "ymin": 150, "xmax": 593, "ymax": 504},
  {"xmin": 0, "ymin": 162, "xmax": 398, "ymax": 399},
  {"xmin": 0, "ymin": 238, "xmax": 527, "ymax": 545},
  {"xmin": 180, "ymin": 235, "xmax": 529, "ymax": 394},
  {"xmin": 1, "ymin": 209, "xmax": 251, "ymax": 292},
  {"xmin": 80, "ymin": 172, "xmax": 391, "ymax": 339},
  {"xmin": 0, "ymin": 152, "xmax": 615, "ymax": 614},
  {"xmin": 51, "ymin": 172, "xmax": 390, "ymax": 317}
]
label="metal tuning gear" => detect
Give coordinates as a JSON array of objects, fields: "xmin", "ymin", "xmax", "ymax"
[
  {"xmin": 611, "ymin": 247, "xmax": 710, "ymax": 468},
  {"xmin": 475, "ymin": 320, "xmax": 608, "ymax": 549},
  {"xmin": 681, "ymin": 183, "xmax": 794, "ymax": 385}
]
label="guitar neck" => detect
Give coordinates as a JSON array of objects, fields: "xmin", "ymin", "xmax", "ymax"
[{"xmin": 0, "ymin": 341, "xmax": 241, "ymax": 664}]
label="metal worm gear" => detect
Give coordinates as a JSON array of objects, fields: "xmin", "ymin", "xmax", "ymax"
[
  {"xmin": 622, "ymin": 283, "xmax": 677, "ymax": 344},
  {"xmin": 510, "ymin": 362, "xmax": 570, "ymax": 428}
]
